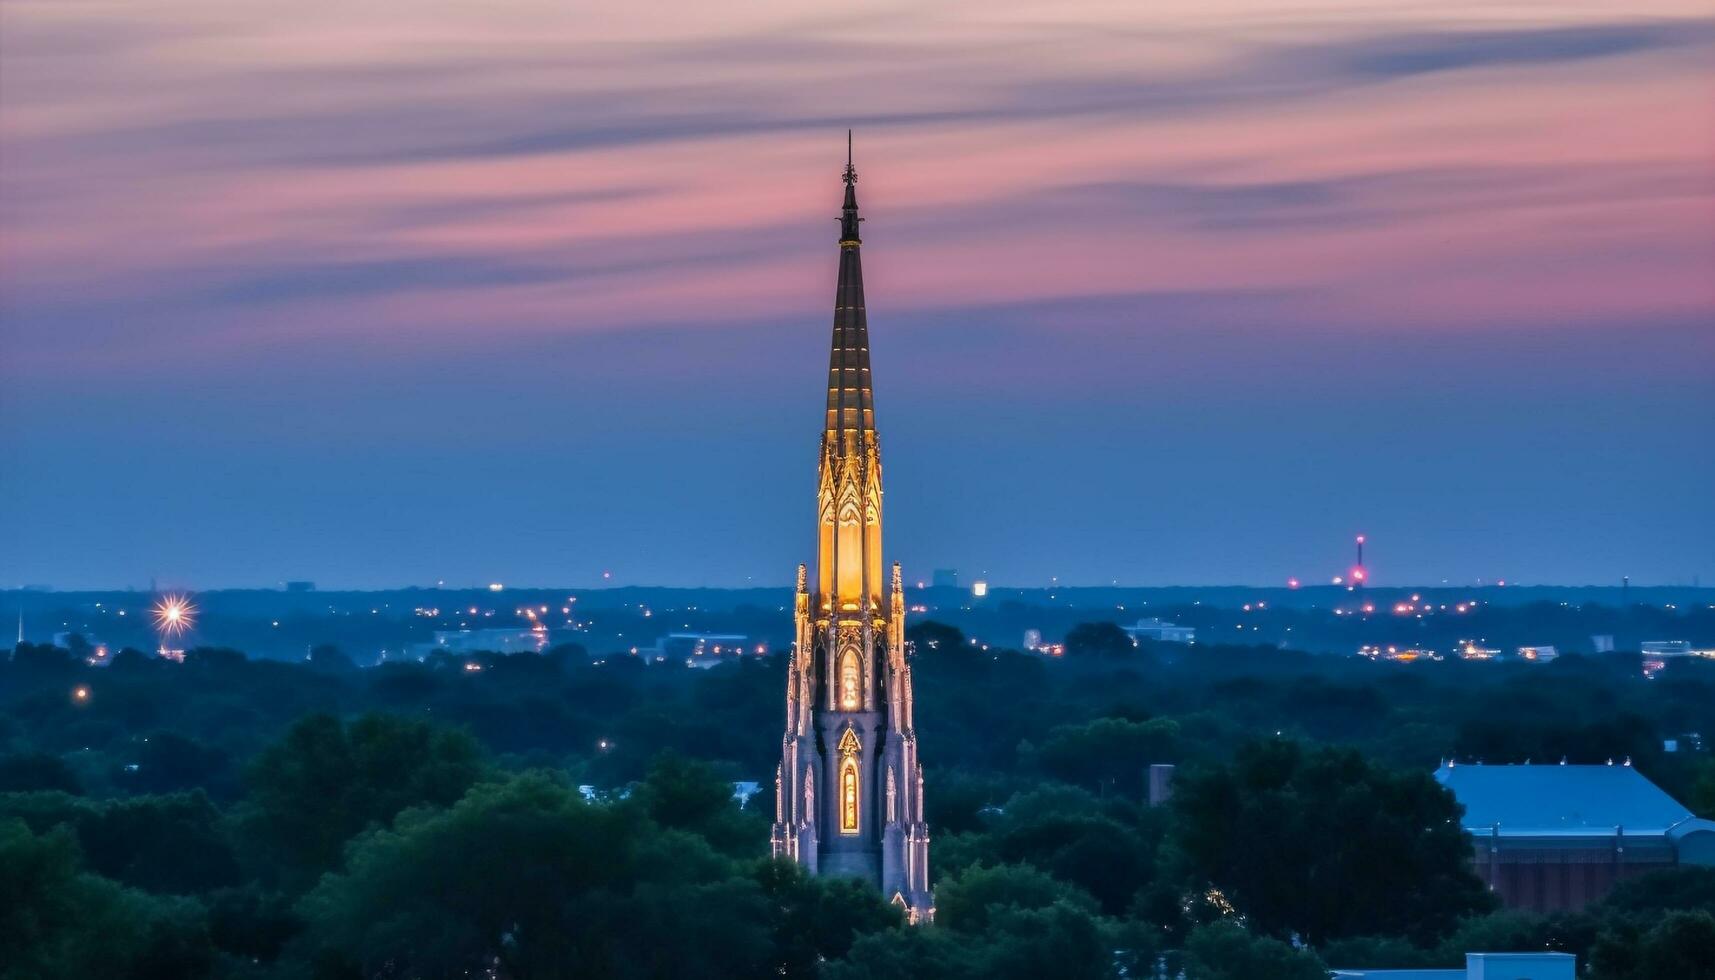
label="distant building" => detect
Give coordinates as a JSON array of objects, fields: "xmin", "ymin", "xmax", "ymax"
[
  {"xmin": 930, "ymin": 569, "xmax": 959, "ymax": 589},
  {"xmin": 1459, "ymin": 641, "xmax": 1501, "ymax": 661},
  {"xmin": 1516, "ymin": 645, "xmax": 1558, "ymax": 663},
  {"xmin": 1333, "ymin": 952, "xmax": 1575, "ymax": 980},
  {"xmin": 649, "ymin": 632, "xmax": 756, "ymax": 666},
  {"xmin": 1124, "ymin": 618, "xmax": 1195, "ymax": 644},
  {"xmin": 1359, "ymin": 645, "xmax": 1438, "ymax": 662},
  {"xmin": 1147, "ymin": 764, "xmax": 1175, "ymax": 807},
  {"xmin": 1019, "ymin": 629, "xmax": 1064, "ymax": 656},
  {"xmin": 1590, "ymin": 634, "xmax": 1615, "ymax": 654},
  {"xmin": 417, "ymin": 627, "xmax": 567, "ymax": 657},
  {"xmin": 1640, "ymin": 640, "xmax": 1705, "ymax": 678},
  {"xmin": 1435, "ymin": 763, "xmax": 1715, "ymax": 912}
]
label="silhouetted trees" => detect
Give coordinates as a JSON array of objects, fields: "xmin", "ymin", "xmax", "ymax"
[
  {"xmin": 240, "ymin": 713, "xmax": 484, "ymax": 886},
  {"xmin": 1170, "ymin": 739, "xmax": 1494, "ymax": 945},
  {"xmin": 4, "ymin": 620, "xmax": 1715, "ymax": 978}
]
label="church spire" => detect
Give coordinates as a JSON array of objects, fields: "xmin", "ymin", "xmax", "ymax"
[
  {"xmin": 774, "ymin": 141, "xmax": 932, "ymax": 922},
  {"xmin": 826, "ymin": 131, "xmax": 873, "ymax": 446}
]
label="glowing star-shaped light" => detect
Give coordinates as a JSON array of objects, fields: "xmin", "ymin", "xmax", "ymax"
[{"xmin": 153, "ymin": 595, "xmax": 197, "ymax": 637}]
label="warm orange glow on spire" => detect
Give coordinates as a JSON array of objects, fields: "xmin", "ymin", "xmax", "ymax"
[{"xmin": 773, "ymin": 143, "xmax": 931, "ymax": 923}]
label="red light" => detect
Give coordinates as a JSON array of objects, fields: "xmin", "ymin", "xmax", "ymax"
[
  {"xmin": 1351, "ymin": 567, "xmax": 1366, "ymax": 582},
  {"xmin": 1287, "ymin": 578, "xmax": 1300, "ymax": 589}
]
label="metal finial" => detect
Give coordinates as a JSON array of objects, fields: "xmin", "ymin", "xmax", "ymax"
[{"xmin": 838, "ymin": 132, "xmax": 862, "ymax": 244}]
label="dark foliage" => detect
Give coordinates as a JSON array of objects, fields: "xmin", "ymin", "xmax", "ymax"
[{"xmin": 3, "ymin": 614, "xmax": 1713, "ymax": 978}]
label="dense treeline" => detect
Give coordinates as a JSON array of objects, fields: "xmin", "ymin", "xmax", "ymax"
[{"xmin": 4, "ymin": 622, "xmax": 1715, "ymax": 978}]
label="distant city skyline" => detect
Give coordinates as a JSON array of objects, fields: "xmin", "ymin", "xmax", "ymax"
[{"xmin": 3, "ymin": 1, "xmax": 1712, "ymax": 590}]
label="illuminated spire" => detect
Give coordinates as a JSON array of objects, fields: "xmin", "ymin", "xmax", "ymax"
[
  {"xmin": 827, "ymin": 131, "xmax": 873, "ymax": 443},
  {"xmin": 776, "ymin": 143, "xmax": 931, "ymax": 921}
]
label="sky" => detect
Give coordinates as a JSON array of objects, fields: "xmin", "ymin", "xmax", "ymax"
[{"xmin": 1, "ymin": 0, "xmax": 1712, "ymax": 590}]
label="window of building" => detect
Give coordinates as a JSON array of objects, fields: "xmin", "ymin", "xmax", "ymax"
[
  {"xmin": 838, "ymin": 727, "xmax": 861, "ymax": 835},
  {"xmin": 839, "ymin": 648, "xmax": 862, "ymax": 710}
]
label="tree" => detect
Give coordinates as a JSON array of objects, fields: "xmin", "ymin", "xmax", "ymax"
[
  {"xmin": 0, "ymin": 817, "xmax": 214, "ymax": 980},
  {"xmin": 1435, "ymin": 909, "xmax": 1598, "ymax": 965},
  {"xmin": 974, "ymin": 902, "xmax": 1113, "ymax": 980},
  {"xmin": 630, "ymin": 751, "xmax": 766, "ymax": 858},
  {"xmin": 182, "ymin": 646, "xmax": 248, "ymax": 671},
  {"xmin": 828, "ymin": 866, "xmax": 1112, "ymax": 980},
  {"xmin": 1591, "ymin": 910, "xmax": 1715, "ymax": 980},
  {"xmin": 935, "ymin": 862, "xmax": 1098, "ymax": 934},
  {"xmin": 204, "ymin": 884, "xmax": 302, "ymax": 964},
  {"xmin": 1170, "ymin": 738, "xmax": 1492, "ymax": 944},
  {"xmin": 1024, "ymin": 716, "xmax": 1179, "ymax": 796},
  {"xmin": 905, "ymin": 621, "xmax": 966, "ymax": 657},
  {"xmin": 60, "ymin": 633, "xmax": 95, "ymax": 662},
  {"xmin": 823, "ymin": 926, "xmax": 976, "ymax": 980},
  {"xmin": 1692, "ymin": 758, "xmax": 1715, "ymax": 819},
  {"xmin": 1063, "ymin": 622, "xmax": 1137, "ymax": 659},
  {"xmin": 0, "ymin": 790, "xmax": 242, "ymax": 894},
  {"xmin": 293, "ymin": 772, "xmax": 777, "ymax": 980},
  {"xmin": 753, "ymin": 860, "xmax": 900, "ymax": 979},
  {"xmin": 115, "ymin": 731, "xmax": 232, "ymax": 797},
  {"xmin": 1453, "ymin": 712, "xmax": 1662, "ymax": 771},
  {"xmin": 306, "ymin": 644, "xmax": 355, "ymax": 673},
  {"xmin": 1633, "ymin": 911, "xmax": 1715, "ymax": 980},
  {"xmin": 241, "ymin": 712, "xmax": 484, "ymax": 884},
  {"xmin": 1599, "ymin": 866, "xmax": 1715, "ymax": 918},
  {"xmin": 1317, "ymin": 934, "xmax": 1441, "ymax": 971},
  {"xmin": 7, "ymin": 642, "xmax": 75, "ymax": 674},
  {"xmin": 1181, "ymin": 922, "xmax": 1328, "ymax": 980},
  {"xmin": 0, "ymin": 751, "xmax": 81, "ymax": 794},
  {"xmin": 969, "ymin": 787, "xmax": 1158, "ymax": 915}
]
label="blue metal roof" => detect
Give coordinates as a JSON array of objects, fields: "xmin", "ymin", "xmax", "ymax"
[{"xmin": 1435, "ymin": 763, "xmax": 1695, "ymax": 835}]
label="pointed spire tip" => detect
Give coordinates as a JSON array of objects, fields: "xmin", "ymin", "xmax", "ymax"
[{"xmin": 839, "ymin": 131, "xmax": 861, "ymax": 243}]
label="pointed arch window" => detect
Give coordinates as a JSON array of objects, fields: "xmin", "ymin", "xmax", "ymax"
[
  {"xmin": 838, "ymin": 728, "xmax": 861, "ymax": 835},
  {"xmin": 838, "ymin": 648, "xmax": 862, "ymax": 710}
]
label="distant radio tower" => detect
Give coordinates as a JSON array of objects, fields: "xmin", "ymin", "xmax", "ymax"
[{"xmin": 1352, "ymin": 534, "xmax": 1367, "ymax": 589}]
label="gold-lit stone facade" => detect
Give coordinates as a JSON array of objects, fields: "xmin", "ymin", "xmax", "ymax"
[{"xmin": 771, "ymin": 143, "xmax": 932, "ymax": 922}]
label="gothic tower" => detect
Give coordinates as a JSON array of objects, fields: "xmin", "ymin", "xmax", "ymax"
[{"xmin": 771, "ymin": 137, "xmax": 932, "ymax": 922}]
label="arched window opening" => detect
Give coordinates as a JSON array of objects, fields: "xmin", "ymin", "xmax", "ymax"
[
  {"xmin": 839, "ymin": 648, "xmax": 862, "ymax": 710},
  {"xmin": 838, "ymin": 727, "xmax": 862, "ymax": 835},
  {"xmin": 841, "ymin": 760, "xmax": 859, "ymax": 834}
]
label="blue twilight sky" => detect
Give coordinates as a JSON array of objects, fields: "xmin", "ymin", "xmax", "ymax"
[{"xmin": 1, "ymin": 1, "xmax": 1712, "ymax": 590}]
